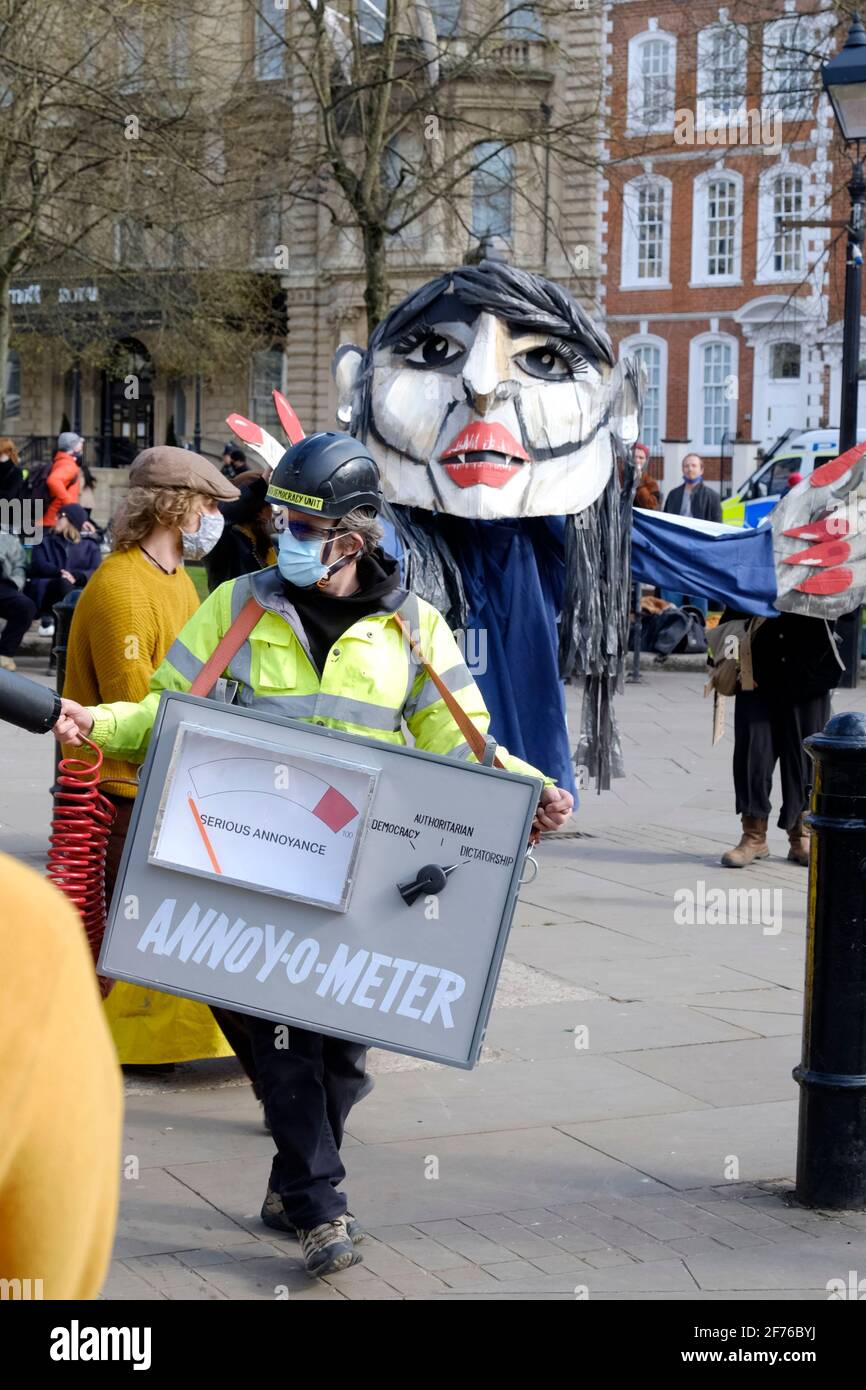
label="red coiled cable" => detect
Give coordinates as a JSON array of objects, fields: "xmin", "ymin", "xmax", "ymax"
[{"xmin": 46, "ymin": 737, "xmax": 116, "ymax": 967}]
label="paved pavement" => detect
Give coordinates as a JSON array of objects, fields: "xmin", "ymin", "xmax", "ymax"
[{"xmin": 3, "ymin": 638, "xmax": 866, "ymax": 1300}]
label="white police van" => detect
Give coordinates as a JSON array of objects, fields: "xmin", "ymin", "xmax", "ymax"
[{"xmin": 722, "ymin": 427, "xmax": 866, "ymax": 525}]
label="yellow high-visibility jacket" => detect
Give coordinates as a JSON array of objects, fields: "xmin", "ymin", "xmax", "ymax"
[{"xmin": 86, "ymin": 568, "xmax": 552, "ymax": 786}]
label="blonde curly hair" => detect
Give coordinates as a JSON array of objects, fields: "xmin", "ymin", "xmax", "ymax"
[{"xmin": 111, "ymin": 486, "xmax": 210, "ymax": 552}]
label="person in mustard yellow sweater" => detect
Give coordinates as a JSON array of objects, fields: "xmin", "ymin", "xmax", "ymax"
[
  {"xmin": 63, "ymin": 446, "xmax": 240, "ymax": 1068},
  {"xmin": 0, "ymin": 854, "xmax": 122, "ymax": 1298}
]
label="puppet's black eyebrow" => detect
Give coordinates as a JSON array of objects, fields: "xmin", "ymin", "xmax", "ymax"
[
  {"xmin": 380, "ymin": 294, "xmax": 479, "ymax": 344},
  {"xmin": 505, "ymin": 322, "xmax": 600, "ymax": 365}
]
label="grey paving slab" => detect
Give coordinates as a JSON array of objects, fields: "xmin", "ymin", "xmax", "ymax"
[
  {"xmin": 560, "ymin": 1101, "xmax": 797, "ymax": 1191},
  {"xmin": 484, "ymin": 999, "xmax": 759, "ymax": 1063},
  {"xmin": 691, "ymin": 992, "xmax": 804, "ymax": 1039},
  {"xmin": 547, "ymin": 954, "xmax": 774, "ymax": 1001},
  {"xmin": 342, "ymin": 1054, "xmax": 707, "ymax": 1143},
  {"xmin": 614, "ymin": 1035, "xmax": 800, "ymax": 1109},
  {"xmin": 122, "ymin": 1105, "xmax": 275, "ymax": 1168},
  {"xmin": 506, "ymin": 920, "xmax": 679, "ymax": 966},
  {"xmin": 112, "ymin": 1167, "xmax": 256, "ymax": 1259},
  {"xmin": 683, "ymin": 1239, "xmax": 866, "ymax": 1293}
]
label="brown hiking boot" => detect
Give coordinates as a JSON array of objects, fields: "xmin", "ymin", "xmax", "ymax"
[
  {"xmin": 787, "ymin": 816, "xmax": 810, "ymax": 866},
  {"xmin": 721, "ymin": 816, "xmax": 769, "ymax": 868}
]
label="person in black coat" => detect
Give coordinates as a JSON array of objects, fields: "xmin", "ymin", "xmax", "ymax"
[
  {"xmin": 203, "ymin": 473, "xmax": 276, "ymax": 592},
  {"xmin": 720, "ymin": 611, "xmax": 842, "ymax": 869},
  {"xmin": 661, "ymin": 454, "xmax": 723, "ymax": 614},
  {"xmin": 25, "ymin": 503, "xmax": 102, "ymax": 632}
]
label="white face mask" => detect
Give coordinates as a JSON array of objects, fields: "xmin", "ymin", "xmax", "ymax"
[{"xmin": 181, "ymin": 511, "xmax": 224, "ymax": 560}]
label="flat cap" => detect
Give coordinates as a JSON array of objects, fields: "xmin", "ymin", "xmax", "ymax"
[{"xmin": 129, "ymin": 446, "xmax": 240, "ymax": 501}]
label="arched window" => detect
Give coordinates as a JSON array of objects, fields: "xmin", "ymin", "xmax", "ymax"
[
  {"xmin": 622, "ymin": 336, "xmax": 667, "ymax": 452},
  {"xmin": 691, "ymin": 170, "xmax": 742, "ymax": 285},
  {"xmin": 764, "ymin": 16, "xmax": 817, "ymax": 120},
  {"xmin": 689, "ymin": 334, "xmax": 738, "ymax": 453},
  {"xmin": 696, "ymin": 23, "xmax": 747, "ymax": 122},
  {"xmin": 621, "ymin": 175, "xmax": 672, "ymax": 288},
  {"xmin": 627, "ymin": 29, "xmax": 677, "ymax": 134},
  {"xmin": 4, "ymin": 349, "xmax": 20, "ymax": 419},
  {"xmin": 757, "ymin": 165, "xmax": 806, "ymax": 282},
  {"xmin": 471, "ymin": 143, "xmax": 514, "ymax": 241}
]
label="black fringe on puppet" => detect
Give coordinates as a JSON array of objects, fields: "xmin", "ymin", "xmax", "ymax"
[
  {"xmin": 559, "ymin": 357, "xmax": 642, "ymax": 792},
  {"xmin": 384, "ymin": 500, "xmax": 468, "ymax": 630}
]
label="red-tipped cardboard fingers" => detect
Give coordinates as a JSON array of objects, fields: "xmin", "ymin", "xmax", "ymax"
[
  {"xmin": 226, "ymin": 413, "xmax": 285, "ymax": 471},
  {"xmin": 272, "ymin": 390, "xmax": 305, "ymax": 445},
  {"xmin": 772, "ymin": 442, "xmax": 866, "ymax": 618}
]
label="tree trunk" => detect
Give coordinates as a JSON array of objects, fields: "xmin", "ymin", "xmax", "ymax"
[{"xmin": 362, "ymin": 221, "xmax": 389, "ymax": 340}]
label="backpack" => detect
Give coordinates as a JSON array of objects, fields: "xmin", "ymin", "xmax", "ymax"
[
  {"xmin": 706, "ymin": 616, "xmax": 766, "ymax": 696},
  {"xmin": 21, "ymin": 460, "xmax": 52, "ymax": 505},
  {"xmin": 634, "ymin": 606, "xmax": 707, "ymax": 657}
]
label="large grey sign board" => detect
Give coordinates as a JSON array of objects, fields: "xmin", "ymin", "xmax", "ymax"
[{"xmin": 98, "ymin": 692, "xmax": 541, "ymax": 1068}]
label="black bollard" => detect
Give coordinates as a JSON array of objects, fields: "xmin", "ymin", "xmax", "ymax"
[
  {"xmin": 51, "ymin": 586, "xmax": 83, "ymax": 686},
  {"xmin": 793, "ymin": 709, "xmax": 866, "ymax": 1209}
]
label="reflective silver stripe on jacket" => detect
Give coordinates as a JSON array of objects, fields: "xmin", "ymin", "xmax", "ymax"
[
  {"xmin": 165, "ymin": 636, "xmax": 204, "ymax": 686},
  {"xmin": 395, "ymin": 592, "xmax": 423, "ymax": 710},
  {"xmin": 447, "ymin": 741, "xmax": 476, "ymax": 761},
  {"xmin": 236, "ymin": 686, "xmax": 403, "ymax": 731},
  {"xmin": 404, "ymin": 661, "xmax": 475, "ymax": 720}
]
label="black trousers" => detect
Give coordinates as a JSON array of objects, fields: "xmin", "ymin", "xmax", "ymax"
[
  {"xmin": 35, "ymin": 575, "xmax": 74, "ymax": 619},
  {"xmin": 0, "ymin": 579, "xmax": 36, "ymax": 656},
  {"xmin": 733, "ymin": 689, "xmax": 831, "ymax": 830},
  {"xmin": 211, "ymin": 1007, "xmax": 368, "ymax": 1229}
]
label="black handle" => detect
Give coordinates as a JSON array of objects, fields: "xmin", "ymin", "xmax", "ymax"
[
  {"xmin": 0, "ymin": 666, "xmax": 61, "ymax": 734},
  {"xmin": 397, "ymin": 863, "xmax": 450, "ymax": 907}
]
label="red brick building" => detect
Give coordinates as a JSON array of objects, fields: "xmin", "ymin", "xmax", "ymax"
[{"xmin": 601, "ymin": 0, "xmax": 853, "ymax": 495}]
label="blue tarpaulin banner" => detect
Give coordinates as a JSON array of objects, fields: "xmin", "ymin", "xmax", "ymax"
[{"xmin": 631, "ymin": 508, "xmax": 778, "ymax": 617}]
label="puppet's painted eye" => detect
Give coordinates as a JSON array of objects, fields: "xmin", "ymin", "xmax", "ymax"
[
  {"xmin": 516, "ymin": 344, "xmax": 587, "ymax": 381},
  {"xmin": 396, "ymin": 330, "xmax": 465, "ymax": 369}
]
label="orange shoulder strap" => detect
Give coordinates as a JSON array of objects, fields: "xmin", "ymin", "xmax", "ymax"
[
  {"xmin": 392, "ymin": 610, "xmax": 505, "ymax": 770},
  {"xmin": 190, "ymin": 596, "xmax": 264, "ymax": 698}
]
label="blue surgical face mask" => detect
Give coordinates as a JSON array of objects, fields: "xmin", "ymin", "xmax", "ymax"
[{"xmin": 277, "ymin": 527, "xmax": 329, "ymax": 587}]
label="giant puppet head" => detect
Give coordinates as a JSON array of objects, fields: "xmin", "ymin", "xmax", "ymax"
[{"xmin": 332, "ymin": 260, "xmax": 641, "ymax": 521}]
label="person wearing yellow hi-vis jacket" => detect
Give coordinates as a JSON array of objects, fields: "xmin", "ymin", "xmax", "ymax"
[{"xmin": 55, "ymin": 431, "xmax": 573, "ymax": 1278}]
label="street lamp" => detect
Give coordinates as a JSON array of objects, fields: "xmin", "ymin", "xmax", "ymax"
[{"xmin": 821, "ymin": 14, "xmax": 866, "ymax": 687}]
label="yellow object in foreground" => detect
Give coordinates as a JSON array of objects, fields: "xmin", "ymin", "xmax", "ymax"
[
  {"xmin": 0, "ymin": 854, "xmax": 121, "ymax": 1299},
  {"xmin": 104, "ymin": 982, "xmax": 234, "ymax": 1065}
]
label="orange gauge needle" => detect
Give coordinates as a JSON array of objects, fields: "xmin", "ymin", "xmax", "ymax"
[{"xmin": 188, "ymin": 796, "xmax": 222, "ymax": 874}]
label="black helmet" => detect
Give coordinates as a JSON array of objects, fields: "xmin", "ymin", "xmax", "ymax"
[{"xmin": 266, "ymin": 432, "xmax": 382, "ymax": 519}]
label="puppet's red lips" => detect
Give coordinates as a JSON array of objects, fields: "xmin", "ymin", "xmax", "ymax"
[
  {"xmin": 442, "ymin": 456, "xmax": 522, "ymax": 488},
  {"xmin": 440, "ymin": 422, "xmax": 527, "ymax": 488},
  {"xmin": 441, "ymin": 422, "xmax": 529, "ymax": 462}
]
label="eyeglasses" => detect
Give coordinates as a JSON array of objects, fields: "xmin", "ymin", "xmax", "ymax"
[{"xmin": 278, "ymin": 514, "xmax": 344, "ymax": 543}]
